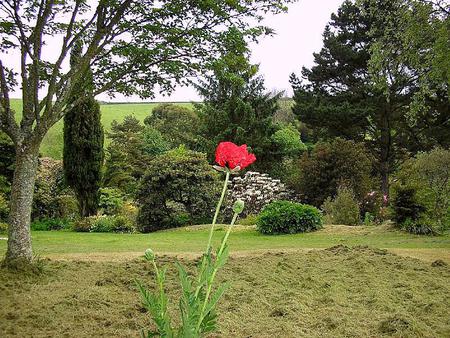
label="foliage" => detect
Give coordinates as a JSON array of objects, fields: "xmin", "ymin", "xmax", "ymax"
[
  {"xmin": 103, "ymin": 116, "xmax": 148, "ymax": 195},
  {"xmin": 144, "ymin": 104, "xmax": 201, "ymax": 150},
  {"xmin": 73, "ymin": 215, "xmax": 134, "ymax": 233},
  {"xmin": 238, "ymin": 214, "xmax": 258, "ymax": 226},
  {"xmin": 195, "ymin": 29, "xmax": 280, "ymax": 170},
  {"xmin": 392, "ymin": 186, "xmax": 426, "ymax": 226},
  {"xmin": 33, "ymin": 158, "xmax": 70, "ymax": 220},
  {"xmin": 136, "ymin": 147, "xmax": 220, "ymax": 232},
  {"xmin": 0, "ymin": 131, "xmax": 14, "ymax": 195},
  {"xmin": 98, "ymin": 188, "xmax": 125, "ymax": 216},
  {"xmin": 0, "ymin": 193, "xmax": 9, "ymax": 221},
  {"xmin": 322, "ymin": 186, "xmax": 361, "ymax": 226},
  {"xmin": 290, "ymin": 0, "xmax": 449, "ymax": 197},
  {"xmin": 401, "ymin": 218, "xmax": 437, "ymax": 236},
  {"xmin": 271, "ymin": 125, "xmax": 307, "ymax": 157},
  {"xmin": 0, "ymin": 222, "xmax": 7, "ymax": 233},
  {"xmin": 1, "ymin": 0, "xmax": 291, "ymax": 263},
  {"xmin": 53, "ymin": 195, "xmax": 79, "ymax": 221},
  {"xmin": 63, "ymin": 41, "xmax": 104, "ymax": 217},
  {"xmin": 30, "ymin": 218, "xmax": 72, "ymax": 231},
  {"xmin": 365, "ymin": 0, "xmax": 449, "ymax": 140},
  {"xmin": 257, "ymin": 200, "xmax": 323, "ymax": 235},
  {"xmin": 394, "ymin": 148, "xmax": 450, "ymax": 230},
  {"xmin": 289, "ymin": 138, "xmax": 373, "ymax": 207},
  {"xmin": 141, "ymin": 127, "xmax": 170, "ymax": 156}
]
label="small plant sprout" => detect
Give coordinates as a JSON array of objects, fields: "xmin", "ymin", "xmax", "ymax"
[{"xmin": 137, "ymin": 142, "xmax": 255, "ymax": 337}]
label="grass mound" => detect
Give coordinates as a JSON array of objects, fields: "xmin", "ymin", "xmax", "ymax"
[{"xmin": 1, "ymin": 246, "xmax": 449, "ymax": 337}]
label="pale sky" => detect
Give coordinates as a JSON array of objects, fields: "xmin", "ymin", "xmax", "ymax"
[
  {"xmin": 4, "ymin": 0, "xmax": 345, "ymax": 102},
  {"xmin": 153, "ymin": 0, "xmax": 345, "ymax": 102}
]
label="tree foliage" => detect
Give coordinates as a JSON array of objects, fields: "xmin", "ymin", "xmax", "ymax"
[
  {"xmin": 290, "ymin": 0, "xmax": 449, "ymax": 197},
  {"xmin": 144, "ymin": 104, "xmax": 201, "ymax": 150},
  {"xmin": 195, "ymin": 29, "xmax": 280, "ymax": 170},
  {"xmin": 290, "ymin": 138, "xmax": 373, "ymax": 207}
]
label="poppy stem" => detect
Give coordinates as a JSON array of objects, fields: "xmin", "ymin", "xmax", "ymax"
[{"xmin": 205, "ymin": 171, "xmax": 230, "ymax": 254}]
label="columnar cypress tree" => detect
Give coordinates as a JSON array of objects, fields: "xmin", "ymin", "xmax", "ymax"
[{"xmin": 63, "ymin": 42, "xmax": 104, "ymax": 217}]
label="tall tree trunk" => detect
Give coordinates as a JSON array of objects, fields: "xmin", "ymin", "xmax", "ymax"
[{"xmin": 4, "ymin": 142, "xmax": 40, "ymax": 264}]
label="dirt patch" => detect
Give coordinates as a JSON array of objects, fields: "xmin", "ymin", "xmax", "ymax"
[{"xmin": 1, "ymin": 246, "xmax": 449, "ymax": 338}]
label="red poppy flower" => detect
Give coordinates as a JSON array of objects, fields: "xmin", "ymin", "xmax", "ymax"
[{"xmin": 215, "ymin": 142, "xmax": 256, "ymax": 170}]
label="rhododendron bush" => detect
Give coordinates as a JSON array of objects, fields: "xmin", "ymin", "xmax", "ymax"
[{"xmin": 137, "ymin": 142, "xmax": 256, "ymax": 337}]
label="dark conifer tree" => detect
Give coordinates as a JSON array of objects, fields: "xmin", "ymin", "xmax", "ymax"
[
  {"xmin": 63, "ymin": 42, "xmax": 104, "ymax": 217},
  {"xmin": 290, "ymin": 0, "xmax": 448, "ymax": 199}
]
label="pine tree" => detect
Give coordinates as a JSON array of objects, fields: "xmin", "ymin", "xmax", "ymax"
[
  {"xmin": 290, "ymin": 0, "xmax": 448, "ymax": 199},
  {"xmin": 63, "ymin": 42, "xmax": 104, "ymax": 217},
  {"xmin": 195, "ymin": 29, "xmax": 280, "ymax": 171}
]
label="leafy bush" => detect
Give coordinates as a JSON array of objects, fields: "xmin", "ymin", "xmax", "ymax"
[
  {"xmin": 400, "ymin": 148, "xmax": 450, "ymax": 230},
  {"xmin": 33, "ymin": 158, "xmax": 67, "ymax": 219},
  {"xmin": 257, "ymin": 200, "xmax": 322, "ymax": 235},
  {"xmin": 0, "ymin": 192, "xmax": 9, "ymax": 221},
  {"xmin": 402, "ymin": 218, "xmax": 436, "ymax": 236},
  {"xmin": 98, "ymin": 188, "xmax": 124, "ymax": 215},
  {"xmin": 144, "ymin": 103, "xmax": 201, "ymax": 150},
  {"xmin": 239, "ymin": 214, "xmax": 258, "ymax": 226},
  {"xmin": 392, "ymin": 186, "xmax": 426, "ymax": 226},
  {"xmin": 271, "ymin": 125, "xmax": 307, "ymax": 157},
  {"xmin": 289, "ymin": 138, "xmax": 373, "ymax": 206},
  {"xmin": 0, "ymin": 222, "xmax": 8, "ymax": 233},
  {"xmin": 73, "ymin": 215, "xmax": 134, "ymax": 233},
  {"xmin": 141, "ymin": 127, "xmax": 170, "ymax": 156},
  {"xmin": 322, "ymin": 186, "xmax": 360, "ymax": 226},
  {"xmin": 137, "ymin": 146, "xmax": 220, "ymax": 232},
  {"xmin": 54, "ymin": 194, "xmax": 79, "ymax": 220},
  {"xmin": 31, "ymin": 218, "xmax": 72, "ymax": 231}
]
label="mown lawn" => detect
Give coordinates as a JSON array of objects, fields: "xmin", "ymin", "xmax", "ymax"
[
  {"xmin": 9, "ymin": 99, "xmax": 193, "ymax": 159},
  {"xmin": 1, "ymin": 225, "xmax": 449, "ymax": 337}
]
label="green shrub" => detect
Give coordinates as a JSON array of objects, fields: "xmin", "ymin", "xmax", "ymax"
[
  {"xmin": 112, "ymin": 215, "xmax": 135, "ymax": 233},
  {"xmin": 402, "ymin": 218, "xmax": 437, "ymax": 236},
  {"xmin": 54, "ymin": 194, "xmax": 79, "ymax": 220},
  {"xmin": 392, "ymin": 186, "xmax": 426, "ymax": 226},
  {"xmin": 141, "ymin": 127, "xmax": 170, "ymax": 156},
  {"xmin": 271, "ymin": 125, "xmax": 307, "ymax": 157},
  {"xmin": 239, "ymin": 214, "xmax": 258, "ymax": 226},
  {"xmin": 31, "ymin": 218, "xmax": 71, "ymax": 231},
  {"xmin": 0, "ymin": 222, "xmax": 7, "ymax": 233},
  {"xmin": 322, "ymin": 186, "xmax": 361, "ymax": 226},
  {"xmin": 73, "ymin": 215, "xmax": 135, "ymax": 233},
  {"xmin": 89, "ymin": 216, "xmax": 115, "ymax": 232},
  {"xmin": 0, "ymin": 192, "xmax": 9, "ymax": 221},
  {"xmin": 288, "ymin": 138, "xmax": 373, "ymax": 207},
  {"xmin": 72, "ymin": 217, "xmax": 94, "ymax": 232},
  {"xmin": 395, "ymin": 148, "xmax": 450, "ymax": 230},
  {"xmin": 137, "ymin": 146, "xmax": 220, "ymax": 232},
  {"xmin": 257, "ymin": 200, "xmax": 322, "ymax": 235},
  {"xmin": 99, "ymin": 188, "xmax": 124, "ymax": 215}
]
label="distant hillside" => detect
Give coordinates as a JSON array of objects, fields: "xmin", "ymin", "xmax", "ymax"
[
  {"xmin": 8, "ymin": 97, "xmax": 294, "ymax": 159},
  {"xmin": 9, "ymin": 99, "xmax": 192, "ymax": 159}
]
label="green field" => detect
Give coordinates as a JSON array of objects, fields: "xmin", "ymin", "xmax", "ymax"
[
  {"xmin": 9, "ymin": 99, "xmax": 193, "ymax": 159},
  {"xmin": 1, "ymin": 224, "xmax": 449, "ymax": 261},
  {"xmin": 1, "ymin": 225, "xmax": 449, "ymax": 337}
]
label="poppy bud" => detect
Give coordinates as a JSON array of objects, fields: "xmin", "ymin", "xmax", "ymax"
[
  {"xmin": 144, "ymin": 248, "xmax": 155, "ymax": 261},
  {"xmin": 232, "ymin": 199, "xmax": 245, "ymax": 214}
]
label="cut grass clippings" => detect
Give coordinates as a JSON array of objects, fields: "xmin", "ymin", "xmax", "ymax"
[{"xmin": 0, "ymin": 246, "xmax": 449, "ymax": 337}]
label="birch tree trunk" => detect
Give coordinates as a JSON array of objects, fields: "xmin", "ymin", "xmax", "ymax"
[{"xmin": 5, "ymin": 142, "xmax": 40, "ymax": 263}]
